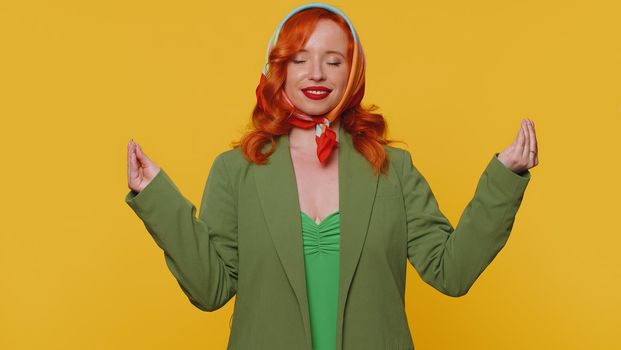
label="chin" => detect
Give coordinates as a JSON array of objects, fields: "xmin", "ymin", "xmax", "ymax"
[
  {"xmin": 297, "ymin": 100, "xmax": 338, "ymax": 116},
  {"xmin": 302, "ymin": 107, "xmax": 330, "ymax": 116}
]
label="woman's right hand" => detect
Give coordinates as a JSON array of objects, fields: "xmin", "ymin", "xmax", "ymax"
[{"xmin": 127, "ymin": 139, "xmax": 161, "ymax": 193}]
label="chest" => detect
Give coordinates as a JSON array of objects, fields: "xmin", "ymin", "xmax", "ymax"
[{"xmin": 290, "ymin": 149, "xmax": 339, "ymax": 224}]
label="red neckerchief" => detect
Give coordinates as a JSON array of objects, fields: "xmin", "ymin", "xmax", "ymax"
[{"xmin": 287, "ymin": 115, "xmax": 338, "ymax": 164}]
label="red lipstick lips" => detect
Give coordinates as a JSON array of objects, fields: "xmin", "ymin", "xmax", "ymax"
[{"xmin": 301, "ymin": 86, "xmax": 332, "ymax": 100}]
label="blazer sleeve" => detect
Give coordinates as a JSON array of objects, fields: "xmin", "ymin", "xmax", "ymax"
[
  {"xmin": 124, "ymin": 154, "xmax": 238, "ymax": 311},
  {"xmin": 401, "ymin": 149, "xmax": 531, "ymax": 297}
]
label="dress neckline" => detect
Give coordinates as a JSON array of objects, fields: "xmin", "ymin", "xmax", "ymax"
[{"xmin": 300, "ymin": 210, "xmax": 340, "ymax": 226}]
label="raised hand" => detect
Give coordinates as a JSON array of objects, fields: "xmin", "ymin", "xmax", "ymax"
[
  {"xmin": 496, "ymin": 118, "xmax": 539, "ymax": 174},
  {"xmin": 127, "ymin": 139, "xmax": 161, "ymax": 193}
]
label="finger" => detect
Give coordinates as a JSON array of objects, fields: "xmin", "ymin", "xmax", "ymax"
[
  {"xmin": 529, "ymin": 118, "xmax": 538, "ymax": 154},
  {"xmin": 514, "ymin": 121, "xmax": 524, "ymax": 145},
  {"xmin": 516, "ymin": 120, "xmax": 526, "ymax": 156},
  {"xmin": 521, "ymin": 119, "xmax": 531, "ymax": 161},
  {"xmin": 128, "ymin": 140, "xmax": 134, "ymax": 177},
  {"xmin": 130, "ymin": 141, "xmax": 140, "ymax": 181},
  {"xmin": 526, "ymin": 120, "xmax": 536, "ymax": 165},
  {"xmin": 531, "ymin": 120, "xmax": 539, "ymax": 165}
]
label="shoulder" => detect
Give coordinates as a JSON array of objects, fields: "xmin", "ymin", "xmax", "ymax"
[
  {"xmin": 209, "ymin": 147, "xmax": 252, "ymax": 185},
  {"xmin": 383, "ymin": 144, "xmax": 408, "ymax": 158},
  {"xmin": 215, "ymin": 147, "xmax": 249, "ymax": 169},
  {"xmin": 382, "ymin": 144, "xmax": 411, "ymax": 172}
]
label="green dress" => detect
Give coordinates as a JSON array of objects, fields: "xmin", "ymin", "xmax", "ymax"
[{"xmin": 300, "ymin": 210, "xmax": 341, "ymax": 350}]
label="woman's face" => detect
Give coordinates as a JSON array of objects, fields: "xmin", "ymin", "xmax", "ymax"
[{"xmin": 284, "ymin": 19, "xmax": 350, "ymax": 117}]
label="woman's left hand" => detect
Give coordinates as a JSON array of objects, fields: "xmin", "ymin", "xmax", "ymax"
[{"xmin": 496, "ymin": 118, "xmax": 539, "ymax": 174}]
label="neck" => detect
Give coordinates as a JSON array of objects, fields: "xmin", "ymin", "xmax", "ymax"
[{"xmin": 289, "ymin": 117, "xmax": 340, "ymax": 153}]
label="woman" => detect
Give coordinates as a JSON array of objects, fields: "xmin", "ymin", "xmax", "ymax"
[{"xmin": 125, "ymin": 3, "xmax": 538, "ymax": 350}]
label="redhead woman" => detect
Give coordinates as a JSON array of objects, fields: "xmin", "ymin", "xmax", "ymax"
[{"xmin": 125, "ymin": 3, "xmax": 538, "ymax": 350}]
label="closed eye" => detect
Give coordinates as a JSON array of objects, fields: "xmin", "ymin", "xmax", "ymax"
[{"xmin": 291, "ymin": 60, "xmax": 342, "ymax": 67}]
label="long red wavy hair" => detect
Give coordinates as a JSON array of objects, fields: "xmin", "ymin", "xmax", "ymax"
[{"xmin": 231, "ymin": 8, "xmax": 404, "ymax": 175}]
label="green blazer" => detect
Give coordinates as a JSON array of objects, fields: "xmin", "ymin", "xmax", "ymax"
[{"xmin": 125, "ymin": 126, "xmax": 531, "ymax": 350}]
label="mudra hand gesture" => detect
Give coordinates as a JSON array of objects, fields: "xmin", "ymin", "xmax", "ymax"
[
  {"xmin": 497, "ymin": 118, "xmax": 539, "ymax": 174},
  {"xmin": 127, "ymin": 139, "xmax": 161, "ymax": 193}
]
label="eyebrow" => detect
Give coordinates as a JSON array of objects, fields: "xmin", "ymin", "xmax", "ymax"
[{"xmin": 298, "ymin": 49, "xmax": 345, "ymax": 58}]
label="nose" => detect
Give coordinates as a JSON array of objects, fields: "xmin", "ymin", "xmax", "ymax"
[{"xmin": 309, "ymin": 59, "xmax": 326, "ymax": 81}]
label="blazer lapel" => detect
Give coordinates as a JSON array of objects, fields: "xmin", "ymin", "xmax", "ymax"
[
  {"xmin": 253, "ymin": 126, "xmax": 379, "ymax": 350},
  {"xmin": 334, "ymin": 127, "xmax": 379, "ymax": 350}
]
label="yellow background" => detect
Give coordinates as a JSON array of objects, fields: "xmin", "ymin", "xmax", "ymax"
[{"xmin": 1, "ymin": 0, "xmax": 619, "ymax": 349}]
